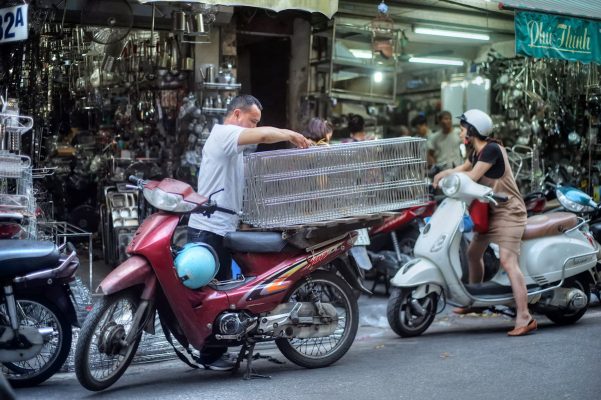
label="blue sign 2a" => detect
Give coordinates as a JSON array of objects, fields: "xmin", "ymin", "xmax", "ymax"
[{"xmin": 0, "ymin": 4, "xmax": 28, "ymax": 44}]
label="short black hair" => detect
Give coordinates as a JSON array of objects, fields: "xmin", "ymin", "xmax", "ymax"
[
  {"xmin": 438, "ymin": 110, "xmax": 452, "ymax": 122},
  {"xmin": 226, "ymin": 94, "xmax": 263, "ymax": 116},
  {"xmin": 410, "ymin": 114, "xmax": 427, "ymax": 127},
  {"xmin": 348, "ymin": 114, "xmax": 365, "ymax": 134}
]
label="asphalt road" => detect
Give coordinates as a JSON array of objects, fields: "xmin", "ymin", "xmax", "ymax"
[{"xmin": 14, "ymin": 299, "xmax": 601, "ymax": 400}]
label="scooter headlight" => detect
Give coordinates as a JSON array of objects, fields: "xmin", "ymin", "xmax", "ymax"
[
  {"xmin": 441, "ymin": 174, "xmax": 461, "ymax": 197},
  {"xmin": 143, "ymin": 188, "xmax": 197, "ymax": 212}
]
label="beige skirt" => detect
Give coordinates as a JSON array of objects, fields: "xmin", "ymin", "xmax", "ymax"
[{"xmin": 474, "ymin": 200, "xmax": 527, "ymax": 255}]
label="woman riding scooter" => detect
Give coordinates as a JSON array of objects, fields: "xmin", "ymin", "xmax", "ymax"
[{"xmin": 433, "ymin": 109, "xmax": 536, "ymax": 336}]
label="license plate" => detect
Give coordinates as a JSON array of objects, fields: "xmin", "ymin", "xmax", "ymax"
[
  {"xmin": 0, "ymin": 4, "xmax": 28, "ymax": 44},
  {"xmin": 354, "ymin": 228, "xmax": 371, "ymax": 246}
]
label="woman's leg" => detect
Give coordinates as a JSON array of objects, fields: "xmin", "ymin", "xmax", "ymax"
[
  {"xmin": 498, "ymin": 247, "xmax": 533, "ymax": 329},
  {"xmin": 467, "ymin": 236, "xmax": 489, "ymax": 284}
]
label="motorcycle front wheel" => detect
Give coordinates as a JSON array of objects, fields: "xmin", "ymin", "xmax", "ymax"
[
  {"xmin": 275, "ymin": 271, "xmax": 358, "ymax": 368},
  {"xmin": 0, "ymin": 296, "xmax": 72, "ymax": 387},
  {"xmin": 75, "ymin": 291, "xmax": 143, "ymax": 391},
  {"xmin": 387, "ymin": 287, "xmax": 438, "ymax": 337}
]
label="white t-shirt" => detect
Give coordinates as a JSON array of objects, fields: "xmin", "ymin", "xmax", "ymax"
[
  {"xmin": 188, "ymin": 124, "xmax": 246, "ymax": 236},
  {"xmin": 427, "ymin": 127, "xmax": 464, "ymax": 168}
]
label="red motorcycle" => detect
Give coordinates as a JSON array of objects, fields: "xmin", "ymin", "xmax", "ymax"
[{"xmin": 75, "ymin": 177, "xmax": 369, "ymax": 391}]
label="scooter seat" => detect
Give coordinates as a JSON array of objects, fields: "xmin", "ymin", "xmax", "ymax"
[
  {"xmin": 224, "ymin": 231, "xmax": 288, "ymax": 253},
  {"xmin": 522, "ymin": 212, "xmax": 578, "ymax": 240},
  {"xmin": 0, "ymin": 240, "xmax": 60, "ymax": 279}
]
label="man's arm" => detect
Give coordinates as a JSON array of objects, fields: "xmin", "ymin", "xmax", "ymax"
[{"xmin": 238, "ymin": 127, "xmax": 310, "ymax": 148}]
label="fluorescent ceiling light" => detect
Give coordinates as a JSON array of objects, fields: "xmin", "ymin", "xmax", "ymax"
[
  {"xmin": 408, "ymin": 57, "xmax": 464, "ymax": 66},
  {"xmin": 415, "ymin": 27, "xmax": 490, "ymax": 41},
  {"xmin": 349, "ymin": 49, "xmax": 373, "ymax": 59}
]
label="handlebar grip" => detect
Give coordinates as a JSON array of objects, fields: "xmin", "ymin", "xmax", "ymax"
[
  {"xmin": 128, "ymin": 175, "xmax": 139, "ymax": 184},
  {"xmin": 215, "ymin": 206, "xmax": 237, "ymax": 215}
]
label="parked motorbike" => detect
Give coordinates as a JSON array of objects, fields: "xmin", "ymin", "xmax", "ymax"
[
  {"xmin": 0, "ymin": 241, "xmax": 79, "ymax": 386},
  {"xmin": 387, "ymin": 173, "xmax": 599, "ymax": 337},
  {"xmin": 75, "ymin": 176, "xmax": 369, "ymax": 391},
  {"xmin": 365, "ymin": 201, "xmax": 436, "ymax": 294}
]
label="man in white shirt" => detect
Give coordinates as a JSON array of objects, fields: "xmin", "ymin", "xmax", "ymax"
[
  {"xmin": 427, "ymin": 110, "xmax": 464, "ymax": 169},
  {"xmin": 188, "ymin": 94, "xmax": 309, "ymax": 280},
  {"xmin": 187, "ymin": 95, "xmax": 309, "ymax": 371}
]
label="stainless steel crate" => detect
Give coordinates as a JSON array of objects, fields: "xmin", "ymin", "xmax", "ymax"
[{"xmin": 242, "ymin": 137, "xmax": 429, "ymax": 228}]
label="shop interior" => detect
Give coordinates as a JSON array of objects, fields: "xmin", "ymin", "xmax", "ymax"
[{"xmin": 0, "ymin": 0, "xmax": 600, "ymax": 275}]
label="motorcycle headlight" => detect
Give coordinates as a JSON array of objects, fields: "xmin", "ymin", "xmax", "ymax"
[
  {"xmin": 557, "ymin": 190, "xmax": 585, "ymax": 213},
  {"xmin": 441, "ymin": 174, "xmax": 461, "ymax": 197},
  {"xmin": 143, "ymin": 188, "xmax": 196, "ymax": 212}
]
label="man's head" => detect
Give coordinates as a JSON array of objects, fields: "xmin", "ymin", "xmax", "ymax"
[
  {"xmin": 410, "ymin": 114, "xmax": 428, "ymax": 137},
  {"xmin": 224, "ymin": 95, "xmax": 263, "ymax": 128},
  {"xmin": 438, "ymin": 111, "xmax": 453, "ymax": 133}
]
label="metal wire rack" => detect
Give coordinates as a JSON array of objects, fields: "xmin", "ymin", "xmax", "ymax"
[{"xmin": 242, "ymin": 137, "xmax": 429, "ymax": 228}]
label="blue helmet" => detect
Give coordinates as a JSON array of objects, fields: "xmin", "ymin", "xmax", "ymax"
[{"xmin": 174, "ymin": 243, "xmax": 219, "ymax": 289}]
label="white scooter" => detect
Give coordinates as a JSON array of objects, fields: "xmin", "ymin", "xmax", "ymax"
[{"xmin": 387, "ymin": 173, "xmax": 599, "ymax": 337}]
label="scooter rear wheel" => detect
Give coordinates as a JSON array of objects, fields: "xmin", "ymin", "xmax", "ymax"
[
  {"xmin": 387, "ymin": 287, "xmax": 438, "ymax": 337},
  {"xmin": 543, "ymin": 277, "xmax": 590, "ymax": 326},
  {"xmin": 75, "ymin": 291, "xmax": 143, "ymax": 391},
  {"xmin": 275, "ymin": 271, "xmax": 358, "ymax": 368}
]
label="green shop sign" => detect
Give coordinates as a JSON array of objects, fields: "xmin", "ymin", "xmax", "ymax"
[{"xmin": 515, "ymin": 11, "xmax": 601, "ymax": 64}]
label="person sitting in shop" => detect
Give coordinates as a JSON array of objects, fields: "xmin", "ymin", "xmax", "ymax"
[
  {"xmin": 187, "ymin": 94, "xmax": 310, "ymax": 371},
  {"xmin": 345, "ymin": 114, "xmax": 368, "ymax": 142},
  {"xmin": 411, "ymin": 113, "xmax": 434, "ymax": 166},
  {"xmin": 428, "ymin": 110, "xmax": 464, "ymax": 169},
  {"xmin": 302, "ymin": 117, "xmax": 333, "ymax": 146}
]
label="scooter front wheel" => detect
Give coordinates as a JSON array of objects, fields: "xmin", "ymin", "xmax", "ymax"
[
  {"xmin": 0, "ymin": 296, "xmax": 72, "ymax": 387},
  {"xmin": 75, "ymin": 291, "xmax": 143, "ymax": 391},
  {"xmin": 387, "ymin": 287, "xmax": 438, "ymax": 337}
]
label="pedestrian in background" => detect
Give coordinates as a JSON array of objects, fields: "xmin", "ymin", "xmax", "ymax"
[{"xmin": 428, "ymin": 110, "xmax": 464, "ymax": 169}]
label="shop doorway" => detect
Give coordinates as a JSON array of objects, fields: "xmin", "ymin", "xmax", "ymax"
[{"xmin": 237, "ymin": 35, "xmax": 290, "ymax": 128}]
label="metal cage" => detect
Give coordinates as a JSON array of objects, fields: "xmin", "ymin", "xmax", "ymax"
[{"xmin": 242, "ymin": 137, "xmax": 429, "ymax": 228}]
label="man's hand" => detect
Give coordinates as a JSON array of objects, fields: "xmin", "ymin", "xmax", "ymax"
[{"xmin": 283, "ymin": 129, "xmax": 311, "ymax": 149}]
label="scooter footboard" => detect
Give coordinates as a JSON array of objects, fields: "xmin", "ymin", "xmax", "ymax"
[
  {"xmin": 390, "ymin": 258, "xmax": 445, "ymax": 294},
  {"xmin": 98, "ymin": 256, "xmax": 156, "ymax": 299}
]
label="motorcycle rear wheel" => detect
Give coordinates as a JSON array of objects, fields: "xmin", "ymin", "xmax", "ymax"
[
  {"xmin": 0, "ymin": 296, "xmax": 72, "ymax": 387},
  {"xmin": 75, "ymin": 291, "xmax": 142, "ymax": 391},
  {"xmin": 387, "ymin": 287, "xmax": 438, "ymax": 337},
  {"xmin": 543, "ymin": 277, "xmax": 590, "ymax": 325},
  {"xmin": 275, "ymin": 271, "xmax": 358, "ymax": 368}
]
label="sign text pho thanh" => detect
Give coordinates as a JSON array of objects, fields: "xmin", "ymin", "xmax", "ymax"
[{"xmin": 515, "ymin": 11, "xmax": 601, "ymax": 64}]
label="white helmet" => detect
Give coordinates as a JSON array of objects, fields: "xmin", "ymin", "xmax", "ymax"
[{"xmin": 459, "ymin": 109, "xmax": 493, "ymax": 137}]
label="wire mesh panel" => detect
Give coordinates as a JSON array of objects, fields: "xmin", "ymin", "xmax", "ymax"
[{"xmin": 243, "ymin": 137, "xmax": 429, "ymax": 228}]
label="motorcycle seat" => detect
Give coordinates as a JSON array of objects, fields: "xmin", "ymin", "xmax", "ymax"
[
  {"xmin": 522, "ymin": 212, "xmax": 578, "ymax": 240},
  {"xmin": 224, "ymin": 231, "xmax": 288, "ymax": 253},
  {"xmin": 0, "ymin": 240, "xmax": 60, "ymax": 279}
]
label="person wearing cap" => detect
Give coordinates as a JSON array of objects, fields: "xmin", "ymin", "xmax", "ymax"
[{"xmin": 432, "ymin": 109, "xmax": 535, "ymax": 337}]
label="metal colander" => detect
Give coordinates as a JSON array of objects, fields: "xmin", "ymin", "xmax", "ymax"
[{"xmin": 242, "ymin": 137, "xmax": 429, "ymax": 228}]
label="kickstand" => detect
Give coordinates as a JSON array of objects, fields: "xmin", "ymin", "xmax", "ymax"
[
  {"xmin": 490, "ymin": 306, "xmax": 516, "ymax": 318},
  {"xmin": 233, "ymin": 340, "xmax": 271, "ymax": 380}
]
